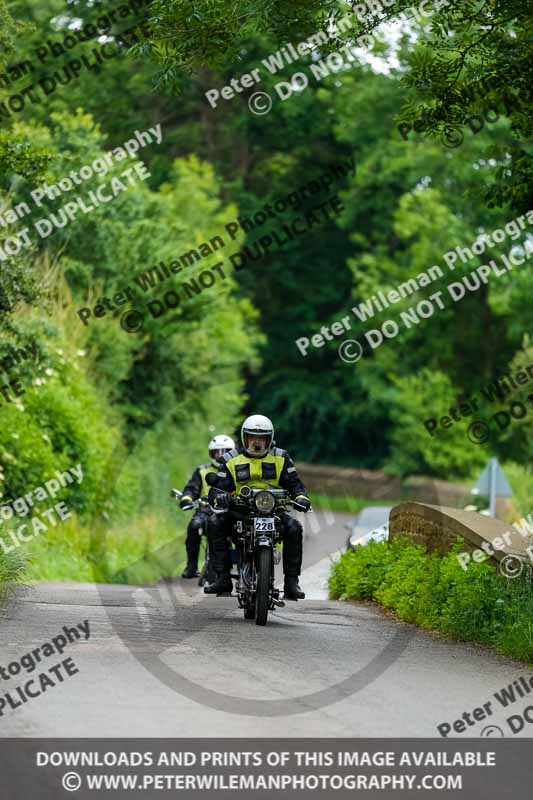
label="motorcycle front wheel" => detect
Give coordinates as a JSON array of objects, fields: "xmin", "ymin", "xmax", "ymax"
[{"xmin": 255, "ymin": 548, "xmax": 272, "ymax": 626}]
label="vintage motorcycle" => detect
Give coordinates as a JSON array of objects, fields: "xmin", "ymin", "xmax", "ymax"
[
  {"xmin": 170, "ymin": 488, "xmax": 216, "ymax": 586},
  {"xmin": 213, "ymin": 485, "xmax": 311, "ymax": 626}
]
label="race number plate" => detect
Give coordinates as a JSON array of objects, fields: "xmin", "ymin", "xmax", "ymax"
[{"xmin": 254, "ymin": 517, "xmax": 275, "ymax": 532}]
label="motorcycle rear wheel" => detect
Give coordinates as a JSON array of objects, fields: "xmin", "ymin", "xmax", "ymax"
[
  {"xmin": 255, "ymin": 548, "xmax": 272, "ymax": 626},
  {"xmin": 244, "ymin": 604, "xmax": 256, "ymax": 620}
]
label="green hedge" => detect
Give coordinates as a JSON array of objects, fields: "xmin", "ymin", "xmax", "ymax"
[{"xmin": 329, "ymin": 538, "xmax": 533, "ymax": 663}]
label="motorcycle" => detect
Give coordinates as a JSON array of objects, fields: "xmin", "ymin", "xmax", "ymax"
[
  {"xmin": 213, "ymin": 485, "xmax": 311, "ymax": 626},
  {"xmin": 170, "ymin": 488, "xmax": 216, "ymax": 586}
]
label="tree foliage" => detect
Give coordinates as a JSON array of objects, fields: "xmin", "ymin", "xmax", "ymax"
[{"xmin": 0, "ymin": 0, "xmax": 530, "ymax": 533}]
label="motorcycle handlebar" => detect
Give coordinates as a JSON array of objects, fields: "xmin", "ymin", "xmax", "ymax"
[
  {"xmin": 172, "ymin": 486, "xmax": 313, "ymax": 514},
  {"xmin": 217, "ymin": 493, "xmax": 313, "ymax": 513},
  {"xmin": 170, "ymin": 488, "xmax": 209, "ymax": 511}
]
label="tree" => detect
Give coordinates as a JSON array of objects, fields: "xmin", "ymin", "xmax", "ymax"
[{"xmin": 134, "ymin": 0, "xmax": 531, "ymax": 212}]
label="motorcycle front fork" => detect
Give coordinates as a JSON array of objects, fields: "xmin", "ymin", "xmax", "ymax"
[{"xmin": 235, "ymin": 554, "xmax": 284, "ymax": 608}]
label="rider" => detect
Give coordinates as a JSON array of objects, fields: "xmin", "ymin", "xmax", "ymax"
[
  {"xmin": 205, "ymin": 414, "xmax": 311, "ymax": 600},
  {"xmin": 179, "ymin": 434, "xmax": 235, "ymax": 579}
]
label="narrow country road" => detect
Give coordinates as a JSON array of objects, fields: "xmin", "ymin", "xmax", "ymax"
[{"xmin": 0, "ymin": 509, "xmax": 529, "ymax": 738}]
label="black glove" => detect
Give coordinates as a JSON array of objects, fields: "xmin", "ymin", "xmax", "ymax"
[
  {"xmin": 180, "ymin": 496, "xmax": 194, "ymax": 510},
  {"xmin": 214, "ymin": 491, "xmax": 230, "ymax": 510},
  {"xmin": 292, "ymin": 495, "xmax": 311, "ymax": 512}
]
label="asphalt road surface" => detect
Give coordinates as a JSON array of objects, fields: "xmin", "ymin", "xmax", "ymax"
[{"xmin": 1, "ymin": 509, "xmax": 530, "ymax": 738}]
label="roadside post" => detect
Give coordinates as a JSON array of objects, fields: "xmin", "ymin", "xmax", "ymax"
[{"xmin": 472, "ymin": 458, "xmax": 513, "ymax": 517}]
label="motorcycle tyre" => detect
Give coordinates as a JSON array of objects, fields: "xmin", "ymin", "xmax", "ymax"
[{"xmin": 255, "ymin": 548, "xmax": 272, "ymax": 626}]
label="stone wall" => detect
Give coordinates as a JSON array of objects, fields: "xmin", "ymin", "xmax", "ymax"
[
  {"xmin": 389, "ymin": 502, "xmax": 529, "ymax": 564},
  {"xmin": 296, "ymin": 463, "xmax": 469, "ymax": 507}
]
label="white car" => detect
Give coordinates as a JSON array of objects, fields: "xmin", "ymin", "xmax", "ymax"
[
  {"xmin": 347, "ymin": 506, "xmax": 391, "ymax": 551},
  {"xmin": 347, "ymin": 502, "xmax": 491, "ymax": 552}
]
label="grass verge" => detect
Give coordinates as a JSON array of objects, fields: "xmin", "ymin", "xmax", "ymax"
[
  {"xmin": 329, "ymin": 537, "xmax": 533, "ymax": 663},
  {"xmin": 313, "ymin": 494, "xmax": 396, "ymax": 515},
  {"xmin": 0, "ymin": 548, "xmax": 26, "ymax": 606},
  {"xmin": 18, "ymin": 510, "xmax": 187, "ymax": 584}
]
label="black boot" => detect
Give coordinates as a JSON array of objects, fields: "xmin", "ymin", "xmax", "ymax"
[
  {"xmin": 284, "ymin": 576, "xmax": 305, "ymax": 600},
  {"xmin": 204, "ymin": 572, "xmax": 233, "ymax": 595},
  {"xmin": 181, "ymin": 562, "xmax": 199, "ymax": 579},
  {"xmin": 183, "ymin": 518, "xmax": 202, "ymax": 579}
]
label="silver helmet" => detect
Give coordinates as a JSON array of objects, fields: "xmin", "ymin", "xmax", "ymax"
[
  {"xmin": 241, "ymin": 414, "xmax": 274, "ymax": 458},
  {"xmin": 208, "ymin": 434, "xmax": 235, "ymax": 467}
]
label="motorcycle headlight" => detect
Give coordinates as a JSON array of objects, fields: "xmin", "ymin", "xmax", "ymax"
[{"xmin": 255, "ymin": 491, "xmax": 275, "ymax": 513}]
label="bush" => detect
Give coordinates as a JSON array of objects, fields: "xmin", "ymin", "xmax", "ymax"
[
  {"xmin": 329, "ymin": 537, "xmax": 533, "ymax": 663},
  {"xmin": 0, "ymin": 328, "xmax": 122, "ymax": 518},
  {"xmin": 505, "ymin": 462, "xmax": 533, "ymax": 519},
  {"xmin": 329, "ymin": 540, "xmax": 396, "ymax": 601}
]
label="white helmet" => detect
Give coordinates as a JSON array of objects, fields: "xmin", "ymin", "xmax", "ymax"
[
  {"xmin": 208, "ymin": 434, "xmax": 235, "ymax": 467},
  {"xmin": 241, "ymin": 414, "xmax": 274, "ymax": 458}
]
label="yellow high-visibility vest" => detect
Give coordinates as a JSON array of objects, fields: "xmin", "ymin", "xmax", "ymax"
[
  {"xmin": 225, "ymin": 450, "xmax": 285, "ymax": 493},
  {"xmin": 198, "ymin": 464, "xmax": 218, "ymax": 497}
]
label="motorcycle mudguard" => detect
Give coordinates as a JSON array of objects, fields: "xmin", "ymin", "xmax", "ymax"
[{"xmin": 257, "ymin": 536, "xmax": 272, "ymax": 547}]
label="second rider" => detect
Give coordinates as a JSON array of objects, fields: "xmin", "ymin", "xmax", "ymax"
[{"xmin": 180, "ymin": 434, "xmax": 235, "ymax": 578}]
